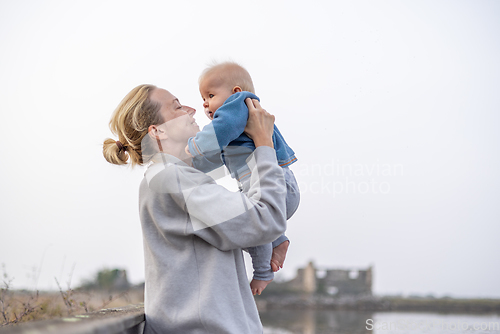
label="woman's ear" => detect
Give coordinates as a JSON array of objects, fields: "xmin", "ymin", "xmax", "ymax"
[
  {"xmin": 232, "ymin": 86, "xmax": 242, "ymax": 93},
  {"xmin": 148, "ymin": 125, "xmax": 168, "ymax": 140}
]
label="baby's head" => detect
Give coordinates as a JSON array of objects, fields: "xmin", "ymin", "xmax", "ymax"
[{"xmin": 199, "ymin": 62, "xmax": 255, "ymax": 120}]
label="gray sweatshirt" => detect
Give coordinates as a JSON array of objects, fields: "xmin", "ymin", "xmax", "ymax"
[{"xmin": 139, "ymin": 146, "xmax": 287, "ymax": 333}]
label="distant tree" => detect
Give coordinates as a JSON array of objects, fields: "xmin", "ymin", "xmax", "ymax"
[{"xmin": 79, "ymin": 268, "xmax": 129, "ymax": 291}]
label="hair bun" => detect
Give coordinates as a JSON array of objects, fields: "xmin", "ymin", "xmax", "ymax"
[{"xmin": 103, "ymin": 138, "xmax": 128, "ymax": 165}]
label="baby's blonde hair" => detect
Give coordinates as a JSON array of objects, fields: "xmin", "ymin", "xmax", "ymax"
[
  {"xmin": 103, "ymin": 84, "xmax": 163, "ymax": 166},
  {"xmin": 199, "ymin": 61, "xmax": 255, "ymax": 93}
]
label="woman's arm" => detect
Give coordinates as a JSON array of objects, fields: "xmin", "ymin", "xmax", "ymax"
[
  {"xmin": 147, "ymin": 147, "xmax": 286, "ymax": 250},
  {"xmin": 188, "ymin": 146, "xmax": 286, "ymax": 250}
]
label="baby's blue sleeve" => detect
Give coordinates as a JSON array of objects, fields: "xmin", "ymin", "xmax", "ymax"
[
  {"xmin": 187, "ymin": 123, "xmax": 224, "ymax": 173},
  {"xmin": 188, "ymin": 123, "xmax": 221, "ymax": 159}
]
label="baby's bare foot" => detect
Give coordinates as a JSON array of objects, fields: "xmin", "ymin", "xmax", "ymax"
[
  {"xmin": 270, "ymin": 240, "xmax": 289, "ymax": 272},
  {"xmin": 250, "ymin": 278, "xmax": 273, "ymax": 295}
]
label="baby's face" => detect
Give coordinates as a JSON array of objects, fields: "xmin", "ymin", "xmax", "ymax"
[{"xmin": 199, "ymin": 76, "xmax": 233, "ymax": 120}]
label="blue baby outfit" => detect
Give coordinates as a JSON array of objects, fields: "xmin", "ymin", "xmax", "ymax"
[{"xmin": 188, "ymin": 92, "xmax": 297, "ymax": 179}]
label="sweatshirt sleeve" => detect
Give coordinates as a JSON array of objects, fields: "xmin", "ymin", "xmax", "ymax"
[{"xmin": 148, "ymin": 146, "xmax": 287, "ymax": 251}]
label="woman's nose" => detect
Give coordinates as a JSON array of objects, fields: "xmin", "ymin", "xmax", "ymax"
[{"xmin": 183, "ymin": 105, "xmax": 196, "ymax": 116}]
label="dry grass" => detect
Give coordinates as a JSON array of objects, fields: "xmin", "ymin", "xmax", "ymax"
[
  {"xmin": 1, "ymin": 265, "xmax": 144, "ymax": 327},
  {"xmin": 1, "ymin": 263, "xmax": 144, "ymax": 326},
  {"xmin": 1, "ymin": 287, "xmax": 144, "ymax": 326}
]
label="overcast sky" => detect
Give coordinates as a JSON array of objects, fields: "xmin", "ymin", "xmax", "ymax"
[{"xmin": 1, "ymin": 0, "xmax": 499, "ymax": 298}]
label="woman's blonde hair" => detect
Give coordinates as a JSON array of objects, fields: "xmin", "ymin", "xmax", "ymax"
[{"xmin": 103, "ymin": 84, "xmax": 163, "ymax": 166}]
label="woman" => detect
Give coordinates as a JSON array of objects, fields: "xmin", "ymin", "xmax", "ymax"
[{"xmin": 103, "ymin": 85, "xmax": 287, "ymax": 333}]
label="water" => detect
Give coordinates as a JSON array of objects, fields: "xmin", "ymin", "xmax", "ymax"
[{"xmin": 261, "ymin": 310, "xmax": 500, "ymax": 334}]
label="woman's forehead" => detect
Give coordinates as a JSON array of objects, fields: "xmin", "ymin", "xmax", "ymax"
[
  {"xmin": 151, "ymin": 89, "xmax": 182, "ymax": 113},
  {"xmin": 151, "ymin": 88, "xmax": 175, "ymax": 104}
]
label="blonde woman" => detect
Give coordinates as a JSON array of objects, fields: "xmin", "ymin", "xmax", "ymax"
[{"xmin": 103, "ymin": 85, "xmax": 287, "ymax": 333}]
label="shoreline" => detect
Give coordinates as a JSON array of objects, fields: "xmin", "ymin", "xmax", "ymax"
[{"xmin": 255, "ymin": 295, "xmax": 500, "ymax": 314}]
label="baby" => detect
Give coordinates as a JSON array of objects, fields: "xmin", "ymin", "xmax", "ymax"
[{"xmin": 187, "ymin": 62, "xmax": 300, "ymax": 295}]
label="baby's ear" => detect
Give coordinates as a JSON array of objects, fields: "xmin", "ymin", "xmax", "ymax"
[{"xmin": 232, "ymin": 86, "xmax": 242, "ymax": 93}]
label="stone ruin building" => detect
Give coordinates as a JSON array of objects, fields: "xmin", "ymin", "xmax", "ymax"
[{"xmin": 284, "ymin": 262, "xmax": 373, "ymax": 296}]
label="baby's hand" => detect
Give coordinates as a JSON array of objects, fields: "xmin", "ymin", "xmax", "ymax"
[{"xmin": 185, "ymin": 145, "xmax": 193, "ymax": 157}]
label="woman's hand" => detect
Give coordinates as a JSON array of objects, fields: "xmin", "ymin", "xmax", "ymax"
[
  {"xmin": 244, "ymin": 98, "xmax": 275, "ymax": 148},
  {"xmin": 185, "ymin": 144, "xmax": 193, "ymax": 158}
]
